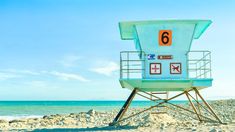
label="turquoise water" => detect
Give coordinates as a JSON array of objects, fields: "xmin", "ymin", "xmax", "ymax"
[{"xmin": 0, "ymin": 101, "xmax": 187, "ymax": 120}]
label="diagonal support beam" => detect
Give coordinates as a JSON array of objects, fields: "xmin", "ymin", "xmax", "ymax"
[
  {"xmin": 187, "ymin": 91, "xmax": 215, "ymax": 117},
  {"xmin": 109, "ymin": 88, "xmax": 137, "ymax": 126},
  {"xmin": 167, "ymin": 102, "xmax": 217, "ymax": 122},
  {"xmin": 193, "ymin": 87, "xmax": 223, "ymax": 124},
  {"xmin": 111, "ymin": 90, "xmax": 190, "ymax": 125},
  {"xmin": 185, "ymin": 91, "xmax": 202, "ymax": 121},
  {"xmin": 195, "ymin": 91, "xmax": 201, "ymax": 116},
  {"xmin": 110, "ymin": 87, "xmax": 223, "ymax": 126}
]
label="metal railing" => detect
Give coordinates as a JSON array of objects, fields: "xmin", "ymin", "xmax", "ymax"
[
  {"xmin": 120, "ymin": 50, "xmax": 212, "ymax": 79},
  {"xmin": 120, "ymin": 51, "xmax": 146, "ymax": 79},
  {"xmin": 187, "ymin": 51, "xmax": 212, "ymax": 79}
]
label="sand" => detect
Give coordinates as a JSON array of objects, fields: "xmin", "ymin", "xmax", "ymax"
[{"xmin": 0, "ymin": 99, "xmax": 235, "ymax": 131}]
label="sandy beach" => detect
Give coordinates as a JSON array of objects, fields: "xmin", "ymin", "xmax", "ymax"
[{"xmin": 0, "ymin": 99, "xmax": 234, "ymax": 131}]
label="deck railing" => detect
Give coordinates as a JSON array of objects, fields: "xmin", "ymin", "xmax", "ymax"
[
  {"xmin": 120, "ymin": 51, "xmax": 212, "ymax": 79},
  {"xmin": 187, "ymin": 51, "xmax": 212, "ymax": 79},
  {"xmin": 120, "ymin": 51, "xmax": 146, "ymax": 79}
]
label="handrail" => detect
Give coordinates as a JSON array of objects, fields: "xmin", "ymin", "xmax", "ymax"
[
  {"xmin": 120, "ymin": 51, "xmax": 146, "ymax": 79},
  {"xmin": 120, "ymin": 50, "xmax": 211, "ymax": 79},
  {"xmin": 187, "ymin": 50, "xmax": 212, "ymax": 78}
]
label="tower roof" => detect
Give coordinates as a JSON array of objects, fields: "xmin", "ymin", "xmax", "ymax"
[{"xmin": 119, "ymin": 20, "xmax": 212, "ymax": 40}]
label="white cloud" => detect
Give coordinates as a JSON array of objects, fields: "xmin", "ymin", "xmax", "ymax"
[
  {"xmin": 59, "ymin": 55, "xmax": 82, "ymax": 67},
  {"xmin": 0, "ymin": 72, "xmax": 21, "ymax": 80},
  {"xmin": 0, "ymin": 69, "xmax": 90, "ymax": 82},
  {"xmin": 90, "ymin": 61, "xmax": 119, "ymax": 76},
  {"xmin": 3, "ymin": 69, "xmax": 40, "ymax": 75},
  {"xmin": 50, "ymin": 71, "xmax": 90, "ymax": 82},
  {"xmin": 0, "ymin": 69, "xmax": 40, "ymax": 81}
]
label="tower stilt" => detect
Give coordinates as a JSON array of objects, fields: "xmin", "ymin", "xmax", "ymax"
[
  {"xmin": 109, "ymin": 88, "xmax": 137, "ymax": 126},
  {"xmin": 110, "ymin": 88, "xmax": 223, "ymax": 126}
]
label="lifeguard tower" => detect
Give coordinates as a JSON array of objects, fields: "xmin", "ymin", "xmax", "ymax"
[{"xmin": 110, "ymin": 20, "xmax": 222, "ymax": 125}]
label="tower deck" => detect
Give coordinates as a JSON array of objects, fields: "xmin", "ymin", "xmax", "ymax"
[{"xmin": 120, "ymin": 78, "xmax": 213, "ymax": 92}]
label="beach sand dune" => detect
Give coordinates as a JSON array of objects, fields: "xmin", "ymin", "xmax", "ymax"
[{"xmin": 0, "ymin": 99, "xmax": 235, "ymax": 131}]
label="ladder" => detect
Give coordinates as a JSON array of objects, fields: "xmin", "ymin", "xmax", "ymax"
[{"xmin": 150, "ymin": 92, "xmax": 169, "ymax": 114}]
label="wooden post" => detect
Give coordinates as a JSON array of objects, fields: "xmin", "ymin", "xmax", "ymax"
[
  {"xmin": 109, "ymin": 88, "xmax": 137, "ymax": 126},
  {"xmin": 185, "ymin": 91, "xmax": 202, "ymax": 121},
  {"xmin": 193, "ymin": 88, "xmax": 222, "ymax": 123}
]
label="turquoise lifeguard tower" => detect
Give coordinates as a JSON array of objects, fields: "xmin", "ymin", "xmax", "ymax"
[{"xmin": 110, "ymin": 20, "xmax": 222, "ymax": 125}]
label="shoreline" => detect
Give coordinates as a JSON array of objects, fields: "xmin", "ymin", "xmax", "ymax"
[{"xmin": 0, "ymin": 99, "xmax": 234, "ymax": 131}]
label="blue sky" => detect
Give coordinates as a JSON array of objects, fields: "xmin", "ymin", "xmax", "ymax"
[{"xmin": 0, "ymin": 0, "xmax": 234, "ymax": 100}]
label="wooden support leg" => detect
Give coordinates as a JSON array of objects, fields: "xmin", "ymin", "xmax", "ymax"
[
  {"xmin": 185, "ymin": 91, "xmax": 202, "ymax": 122},
  {"xmin": 109, "ymin": 88, "xmax": 137, "ymax": 126},
  {"xmin": 109, "ymin": 88, "xmax": 223, "ymax": 126},
  {"xmin": 195, "ymin": 91, "xmax": 201, "ymax": 117},
  {"xmin": 193, "ymin": 88, "xmax": 223, "ymax": 124}
]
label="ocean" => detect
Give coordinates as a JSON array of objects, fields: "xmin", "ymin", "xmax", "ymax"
[{"xmin": 0, "ymin": 101, "xmax": 187, "ymax": 120}]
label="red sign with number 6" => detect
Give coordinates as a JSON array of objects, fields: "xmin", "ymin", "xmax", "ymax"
[{"xmin": 159, "ymin": 30, "xmax": 172, "ymax": 46}]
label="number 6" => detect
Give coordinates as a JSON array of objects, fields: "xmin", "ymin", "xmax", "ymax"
[
  {"xmin": 161, "ymin": 32, "xmax": 169, "ymax": 44},
  {"xmin": 159, "ymin": 30, "xmax": 172, "ymax": 46}
]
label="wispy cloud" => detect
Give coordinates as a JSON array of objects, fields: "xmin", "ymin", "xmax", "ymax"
[
  {"xmin": 90, "ymin": 61, "xmax": 119, "ymax": 76},
  {"xmin": 50, "ymin": 71, "xmax": 90, "ymax": 82},
  {"xmin": 0, "ymin": 69, "xmax": 40, "ymax": 81},
  {"xmin": 0, "ymin": 69, "xmax": 90, "ymax": 82},
  {"xmin": 59, "ymin": 54, "xmax": 82, "ymax": 67},
  {"xmin": 3, "ymin": 69, "xmax": 40, "ymax": 75},
  {"xmin": 0, "ymin": 72, "xmax": 21, "ymax": 80}
]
